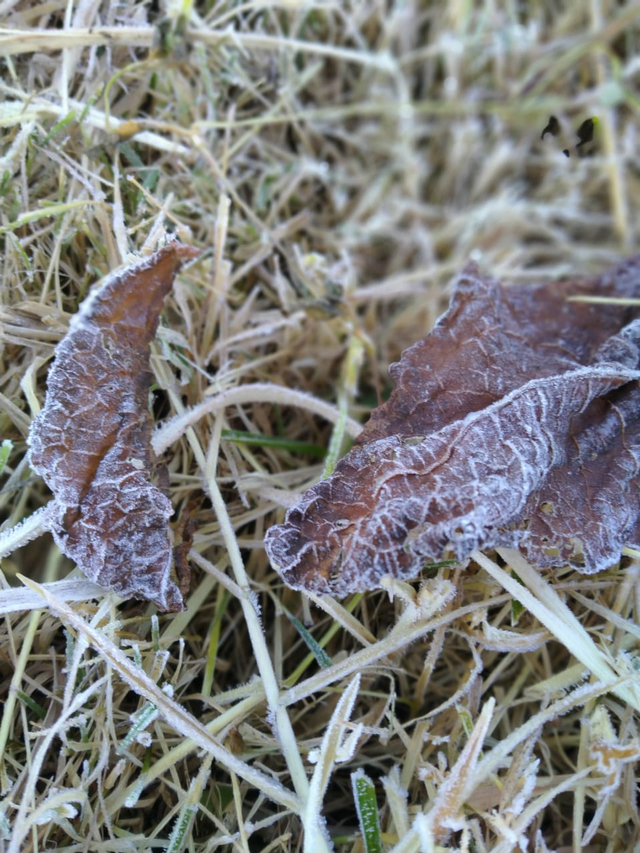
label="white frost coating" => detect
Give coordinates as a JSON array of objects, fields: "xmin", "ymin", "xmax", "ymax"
[
  {"xmin": 0, "ymin": 578, "xmax": 108, "ymax": 614},
  {"xmin": 152, "ymin": 382, "xmax": 363, "ymax": 456},
  {"xmin": 0, "ymin": 505, "xmax": 51, "ymax": 560}
]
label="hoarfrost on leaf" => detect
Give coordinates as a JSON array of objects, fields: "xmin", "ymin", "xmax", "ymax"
[
  {"xmin": 265, "ymin": 258, "xmax": 640, "ymax": 595},
  {"xmin": 27, "ymin": 242, "xmax": 198, "ymax": 611}
]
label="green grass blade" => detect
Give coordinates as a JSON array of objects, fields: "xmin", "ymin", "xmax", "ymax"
[
  {"xmin": 0, "ymin": 440, "xmax": 12, "ymax": 477},
  {"xmin": 221, "ymin": 428, "xmax": 326, "ymax": 458},
  {"xmin": 351, "ymin": 769, "xmax": 383, "ymax": 853},
  {"xmin": 285, "ymin": 611, "xmax": 333, "ymax": 669}
]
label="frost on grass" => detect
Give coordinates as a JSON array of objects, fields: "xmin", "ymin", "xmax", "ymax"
[
  {"xmin": 266, "ymin": 258, "xmax": 640, "ymax": 595},
  {"xmin": 27, "ymin": 242, "xmax": 198, "ymax": 611}
]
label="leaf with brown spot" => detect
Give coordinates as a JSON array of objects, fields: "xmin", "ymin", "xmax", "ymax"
[
  {"xmin": 27, "ymin": 242, "xmax": 199, "ymax": 611},
  {"xmin": 265, "ymin": 258, "xmax": 640, "ymax": 596}
]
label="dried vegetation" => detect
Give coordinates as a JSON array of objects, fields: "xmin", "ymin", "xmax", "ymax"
[{"xmin": 1, "ymin": 1, "xmax": 640, "ymax": 851}]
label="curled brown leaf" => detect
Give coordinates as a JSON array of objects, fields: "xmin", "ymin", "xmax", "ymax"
[
  {"xmin": 265, "ymin": 259, "xmax": 640, "ymax": 596},
  {"xmin": 27, "ymin": 242, "xmax": 198, "ymax": 611}
]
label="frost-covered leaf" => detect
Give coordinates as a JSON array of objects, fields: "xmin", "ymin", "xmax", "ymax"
[
  {"xmin": 266, "ymin": 258, "xmax": 640, "ymax": 596},
  {"xmin": 27, "ymin": 242, "xmax": 198, "ymax": 611}
]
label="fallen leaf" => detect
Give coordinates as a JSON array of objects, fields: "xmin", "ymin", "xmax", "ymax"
[
  {"xmin": 265, "ymin": 258, "xmax": 640, "ymax": 596},
  {"xmin": 28, "ymin": 242, "xmax": 198, "ymax": 611}
]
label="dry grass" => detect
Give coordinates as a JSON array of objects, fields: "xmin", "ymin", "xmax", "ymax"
[{"xmin": 1, "ymin": 1, "xmax": 640, "ymax": 851}]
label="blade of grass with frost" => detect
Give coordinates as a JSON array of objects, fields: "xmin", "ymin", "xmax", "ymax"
[
  {"xmin": 150, "ymin": 614, "xmax": 160, "ymax": 651},
  {"xmin": 152, "ymin": 382, "xmax": 362, "ymax": 456},
  {"xmin": 201, "ymin": 445, "xmax": 315, "ymax": 818},
  {"xmin": 352, "ymin": 769, "xmax": 383, "ymax": 853},
  {"xmin": 0, "ymin": 200, "xmax": 101, "ymax": 234},
  {"xmin": 478, "ymin": 548, "xmax": 640, "ymax": 712},
  {"xmin": 322, "ymin": 333, "xmax": 365, "ymax": 478},
  {"xmin": 125, "ymin": 750, "xmax": 153, "ymax": 809},
  {"xmin": 304, "ymin": 674, "xmax": 362, "ymax": 853},
  {"xmin": 425, "ymin": 698, "xmax": 495, "ymax": 840},
  {"xmin": 382, "ymin": 767, "xmax": 410, "ymax": 841},
  {"xmin": 167, "ymin": 760, "xmax": 212, "ymax": 853},
  {"xmin": 118, "ymin": 702, "xmax": 160, "ymax": 754},
  {"xmin": 0, "ymin": 506, "xmax": 50, "ymax": 560},
  {"xmin": 491, "ymin": 768, "xmax": 593, "ymax": 853},
  {"xmin": 149, "ymin": 649, "xmax": 171, "ymax": 682},
  {"xmin": 285, "ymin": 611, "xmax": 333, "ymax": 669},
  {"xmin": 456, "ymin": 705, "xmax": 474, "ymax": 737}
]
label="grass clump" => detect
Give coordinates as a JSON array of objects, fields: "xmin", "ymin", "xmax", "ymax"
[{"xmin": 1, "ymin": 1, "xmax": 640, "ymax": 851}]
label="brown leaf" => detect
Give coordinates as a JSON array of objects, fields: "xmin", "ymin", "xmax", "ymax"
[
  {"xmin": 27, "ymin": 242, "xmax": 198, "ymax": 611},
  {"xmin": 265, "ymin": 258, "xmax": 640, "ymax": 596}
]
